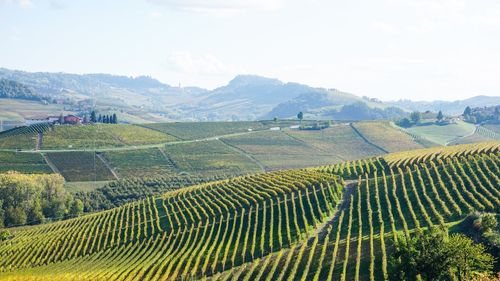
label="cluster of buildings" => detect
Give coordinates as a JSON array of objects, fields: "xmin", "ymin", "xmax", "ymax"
[{"xmin": 25, "ymin": 115, "xmax": 83, "ymax": 126}]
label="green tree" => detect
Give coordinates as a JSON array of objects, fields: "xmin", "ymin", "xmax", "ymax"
[
  {"xmin": 297, "ymin": 112, "xmax": 303, "ymax": 125},
  {"xmin": 27, "ymin": 199, "xmax": 45, "ymax": 225},
  {"xmin": 70, "ymin": 199, "xmax": 84, "ymax": 216},
  {"xmin": 464, "ymin": 106, "xmax": 472, "ymax": 116},
  {"xmin": 398, "ymin": 118, "xmax": 412, "ymax": 128},
  {"xmin": 90, "ymin": 110, "xmax": 96, "ymax": 123},
  {"xmin": 410, "ymin": 111, "xmax": 421, "ymax": 124},
  {"xmin": 448, "ymin": 234, "xmax": 494, "ymax": 280},
  {"xmin": 390, "ymin": 227, "xmax": 495, "ymax": 281},
  {"xmin": 437, "ymin": 110, "xmax": 444, "ymax": 121},
  {"xmin": 112, "ymin": 113, "xmax": 117, "ymax": 124},
  {"xmin": 273, "ymin": 117, "xmax": 278, "ymax": 123},
  {"xmin": 0, "ymin": 229, "xmax": 11, "ymax": 241},
  {"xmin": 5, "ymin": 206, "xmax": 27, "ymax": 226},
  {"xmin": 480, "ymin": 213, "xmax": 497, "ymax": 233}
]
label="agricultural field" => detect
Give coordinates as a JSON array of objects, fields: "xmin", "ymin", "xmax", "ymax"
[
  {"xmin": 103, "ymin": 148, "xmax": 178, "ymax": 178},
  {"xmin": 41, "ymin": 124, "xmax": 175, "ymax": 149},
  {"xmin": 351, "ymin": 121, "xmax": 427, "ymax": 152},
  {"xmin": 222, "ymin": 130, "xmax": 341, "ymax": 170},
  {"xmin": 0, "ymin": 142, "xmax": 498, "ymax": 280},
  {"xmin": 0, "ymin": 151, "xmax": 52, "ymax": 173},
  {"xmin": 285, "ymin": 124, "xmax": 385, "ymax": 160},
  {"xmin": 45, "ymin": 152, "xmax": 117, "ymax": 182},
  {"xmin": 405, "ymin": 120, "xmax": 476, "ymax": 146},
  {"xmin": 0, "ymin": 98, "xmax": 70, "ymax": 121},
  {"xmin": 139, "ymin": 120, "xmax": 317, "ymax": 141},
  {"xmin": 165, "ymin": 140, "xmax": 262, "ymax": 176}
]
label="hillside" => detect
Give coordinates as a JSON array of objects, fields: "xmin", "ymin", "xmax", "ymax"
[
  {"xmin": 3, "ymin": 68, "xmax": 496, "ymax": 122},
  {"xmin": 0, "ymin": 142, "xmax": 498, "ymax": 280}
]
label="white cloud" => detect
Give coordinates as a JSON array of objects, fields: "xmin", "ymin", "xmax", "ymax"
[
  {"xmin": 166, "ymin": 51, "xmax": 238, "ymax": 75},
  {"xmin": 1, "ymin": 0, "xmax": 33, "ymax": 8},
  {"xmin": 369, "ymin": 22, "xmax": 398, "ymax": 33},
  {"xmin": 149, "ymin": 11, "xmax": 162, "ymax": 18},
  {"xmin": 147, "ymin": 0, "xmax": 284, "ymax": 15}
]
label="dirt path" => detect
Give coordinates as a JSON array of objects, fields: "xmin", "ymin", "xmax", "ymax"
[
  {"xmin": 349, "ymin": 123, "xmax": 389, "ymax": 153},
  {"xmin": 314, "ymin": 179, "xmax": 358, "ymax": 239},
  {"xmin": 96, "ymin": 153, "xmax": 120, "ymax": 180},
  {"xmin": 218, "ymin": 138, "xmax": 267, "ymax": 172},
  {"xmin": 36, "ymin": 133, "xmax": 43, "ymax": 150},
  {"xmin": 41, "ymin": 154, "xmax": 60, "ymax": 174},
  {"xmin": 445, "ymin": 125, "xmax": 478, "ymax": 146}
]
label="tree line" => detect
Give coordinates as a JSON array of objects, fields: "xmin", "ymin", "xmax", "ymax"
[{"xmin": 90, "ymin": 111, "xmax": 118, "ymax": 124}]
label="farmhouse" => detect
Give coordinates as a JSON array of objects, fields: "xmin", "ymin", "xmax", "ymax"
[
  {"xmin": 25, "ymin": 114, "xmax": 82, "ymax": 125},
  {"xmin": 63, "ymin": 115, "xmax": 82, "ymax": 124}
]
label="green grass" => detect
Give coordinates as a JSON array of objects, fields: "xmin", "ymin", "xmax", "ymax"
[
  {"xmin": 406, "ymin": 121, "xmax": 476, "ymax": 146},
  {"xmin": 0, "ymin": 151, "xmax": 52, "ymax": 173},
  {"xmin": 286, "ymin": 124, "xmax": 385, "ymax": 160},
  {"xmin": 104, "ymin": 148, "xmax": 178, "ymax": 178},
  {"xmin": 64, "ymin": 180, "xmax": 111, "ymax": 193},
  {"xmin": 351, "ymin": 121, "xmax": 425, "ymax": 152},
  {"xmin": 41, "ymin": 124, "xmax": 176, "ymax": 149},
  {"xmin": 165, "ymin": 139, "xmax": 262, "ymax": 176},
  {"xmin": 0, "ymin": 133, "xmax": 36, "ymax": 149},
  {"xmin": 45, "ymin": 152, "xmax": 116, "ymax": 182},
  {"xmin": 140, "ymin": 121, "xmax": 267, "ymax": 140}
]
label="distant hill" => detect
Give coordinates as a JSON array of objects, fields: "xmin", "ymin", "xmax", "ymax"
[
  {"xmin": 0, "ymin": 79, "xmax": 40, "ymax": 101},
  {"xmin": 1, "ymin": 68, "xmax": 498, "ymax": 121},
  {"xmin": 389, "ymin": 95, "xmax": 500, "ymax": 115}
]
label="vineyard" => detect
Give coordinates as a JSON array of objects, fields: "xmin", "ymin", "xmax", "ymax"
[
  {"xmin": 0, "ymin": 151, "xmax": 52, "ymax": 174},
  {"xmin": 45, "ymin": 152, "xmax": 117, "ymax": 182},
  {"xmin": 0, "ymin": 141, "xmax": 497, "ymax": 280},
  {"xmin": 0, "ymin": 170, "xmax": 343, "ymax": 280}
]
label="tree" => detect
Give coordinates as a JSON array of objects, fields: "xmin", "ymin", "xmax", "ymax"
[
  {"xmin": 90, "ymin": 111, "xmax": 96, "ymax": 123},
  {"xmin": 437, "ymin": 110, "xmax": 444, "ymax": 121},
  {"xmin": 0, "ymin": 229, "xmax": 10, "ymax": 241},
  {"xmin": 398, "ymin": 118, "xmax": 412, "ymax": 128},
  {"xmin": 70, "ymin": 199, "xmax": 84, "ymax": 216},
  {"xmin": 448, "ymin": 234, "xmax": 494, "ymax": 280},
  {"xmin": 112, "ymin": 113, "xmax": 117, "ymax": 124},
  {"xmin": 297, "ymin": 112, "xmax": 304, "ymax": 124},
  {"xmin": 5, "ymin": 206, "xmax": 27, "ymax": 226},
  {"xmin": 27, "ymin": 199, "xmax": 44, "ymax": 225},
  {"xmin": 464, "ymin": 106, "xmax": 472, "ymax": 116},
  {"xmin": 390, "ymin": 227, "xmax": 495, "ymax": 281},
  {"xmin": 480, "ymin": 213, "xmax": 497, "ymax": 233},
  {"xmin": 410, "ymin": 111, "xmax": 421, "ymax": 124},
  {"xmin": 98, "ymin": 114, "xmax": 102, "ymax": 123},
  {"xmin": 58, "ymin": 113, "xmax": 64, "ymax": 124},
  {"xmin": 273, "ymin": 117, "xmax": 278, "ymax": 123}
]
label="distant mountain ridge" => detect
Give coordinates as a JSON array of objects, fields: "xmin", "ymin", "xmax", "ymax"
[{"xmin": 0, "ymin": 67, "xmax": 498, "ymax": 122}]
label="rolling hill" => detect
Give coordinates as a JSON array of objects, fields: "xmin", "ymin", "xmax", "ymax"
[{"xmin": 0, "ymin": 141, "xmax": 498, "ymax": 280}]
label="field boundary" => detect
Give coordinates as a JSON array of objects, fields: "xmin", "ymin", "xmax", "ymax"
[
  {"xmin": 350, "ymin": 123, "xmax": 389, "ymax": 153},
  {"xmin": 96, "ymin": 153, "xmax": 120, "ymax": 180},
  {"xmin": 41, "ymin": 153, "xmax": 61, "ymax": 174},
  {"xmin": 219, "ymin": 138, "xmax": 267, "ymax": 172}
]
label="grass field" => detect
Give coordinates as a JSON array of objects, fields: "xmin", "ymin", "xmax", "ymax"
[
  {"xmin": 222, "ymin": 130, "xmax": 341, "ymax": 170},
  {"xmin": 64, "ymin": 180, "xmax": 111, "ymax": 193},
  {"xmin": 45, "ymin": 152, "xmax": 116, "ymax": 181},
  {"xmin": 351, "ymin": 121, "xmax": 426, "ymax": 152},
  {"xmin": 0, "ymin": 98, "xmax": 70, "ymax": 121},
  {"xmin": 165, "ymin": 139, "xmax": 262, "ymax": 176},
  {"xmin": 103, "ymin": 148, "xmax": 178, "ymax": 178},
  {"xmin": 41, "ymin": 124, "xmax": 175, "ymax": 149},
  {"xmin": 406, "ymin": 120, "xmax": 476, "ymax": 146},
  {"xmin": 286, "ymin": 124, "xmax": 385, "ymax": 160},
  {"xmin": 0, "ymin": 151, "xmax": 52, "ymax": 173},
  {"xmin": 0, "ymin": 142, "xmax": 498, "ymax": 281}
]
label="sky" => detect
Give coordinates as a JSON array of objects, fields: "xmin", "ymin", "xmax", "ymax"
[{"xmin": 1, "ymin": 0, "xmax": 500, "ymax": 101}]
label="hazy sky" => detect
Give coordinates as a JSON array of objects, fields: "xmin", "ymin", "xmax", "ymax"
[{"xmin": 1, "ymin": 0, "xmax": 500, "ymax": 101}]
